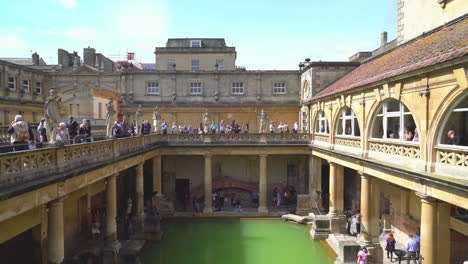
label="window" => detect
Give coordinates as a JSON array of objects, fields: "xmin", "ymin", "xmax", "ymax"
[
  {"xmin": 438, "ymin": 93, "xmax": 468, "ymax": 146},
  {"xmin": 147, "ymin": 82, "xmax": 160, "ymax": 94},
  {"xmin": 190, "ymin": 40, "xmax": 201, "ymax": 48},
  {"xmin": 23, "ymin": 80, "xmax": 30, "ymax": 93},
  {"xmin": 371, "ymin": 99, "xmax": 416, "ymax": 142},
  {"xmin": 315, "ymin": 111, "xmax": 329, "ymax": 134},
  {"xmin": 35, "ymin": 82, "xmax": 42, "ymax": 94},
  {"xmin": 8, "ymin": 77, "xmax": 15, "ymax": 90},
  {"xmin": 336, "ymin": 107, "xmax": 360, "ymax": 137},
  {"xmin": 216, "ymin": 59, "xmax": 224, "ymax": 70},
  {"xmin": 273, "ymin": 82, "xmax": 286, "ymax": 94},
  {"xmin": 232, "ymin": 82, "xmax": 244, "ymax": 94},
  {"xmin": 191, "ymin": 59, "xmax": 200, "ymax": 71},
  {"xmin": 190, "ymin": 82, "xmax": 202, "ymax": 94},
  {"xmin": 167, "ymin": 60, "xmax": 175, "ymax": 70}
]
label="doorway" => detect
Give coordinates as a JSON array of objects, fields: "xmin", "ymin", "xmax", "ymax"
[{"xmin": 175, "ymin": 179, "xmax": 190, "ymax": 204}]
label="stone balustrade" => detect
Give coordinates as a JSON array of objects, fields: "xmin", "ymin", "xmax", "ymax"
[{"xmin": 0, "ymin": 133, "xmax": 312, "ymax": 190}]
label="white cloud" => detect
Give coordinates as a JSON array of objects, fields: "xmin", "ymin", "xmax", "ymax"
[
  {"xmin": 59, "ymin": 0, "xmax": 77, "ymax": 9},
  {"xmin": 40, "ymin": 27, "xmax": 99, "ymax": 43},
  {"xmin": 0, "ymin": 29, "xmax": 28, "ymax": 49}
]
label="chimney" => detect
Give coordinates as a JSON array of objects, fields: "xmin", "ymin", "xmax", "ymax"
[
  {"xmin": 381, "ymin": 31, "xmax": 388, "ymax": 47},
  {"xmin": 32, "ymin": 52, "xmax": 40, "ymax": 65},
  {"xmin": 83, "ymin": 46, "xmax": 96, "ymax": 67}
]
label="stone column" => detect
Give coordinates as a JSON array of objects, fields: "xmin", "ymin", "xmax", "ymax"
[
  {"xmin": 417, "ymin": 193, "xmax": 437, "ymax": 264},
  {"xmin": 136, "ymin": 163, "xmax": 144, "ymax": 217},
  {"xmin": 360, "ymin": 172, "xmax": 371, "ymax": 243},
  {"xmin": 258, "ymin": 154, "xmax": 268, "ymax": 215},
  {"xmin": 203, "ymin": 154, "xmax": 213, "ymax": 215},
  {"xmin": 48, "ymin": 199, "xmax": 64, "ymax": 264},
  {"xmin": 329, "ymin": 162, "xmax": 338, "ymax": 215},
  {"xmin": 329, "ymin": 162, "xmax": 346, "ymax": 233},
  {"xmin": 437, "ymin": 201, "xmax": 451, "ymax": 264},
  {"xmin": 152, "ymin": 155, "xmax": 162, "ymax": 196},
  {"xmin": 106, "ymin": 174, "xmax": 117, "ymax": 243},
  {"xmin": 370, "ymin": 177, "xmax": 380, "ymax": 243},
  {"xmin": 309, "ymin": 155, "xmax": 322, "ymax": 201}
]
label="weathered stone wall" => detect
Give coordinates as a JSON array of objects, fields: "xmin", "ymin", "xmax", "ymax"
[{"xmin": 156, "ymin": 53, "xmax": 236, "ymax": 71}]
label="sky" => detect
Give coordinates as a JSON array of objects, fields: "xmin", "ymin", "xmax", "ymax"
[{"xmin": 0, "ymin": 0, "xmax": 397, "ymax": 70}]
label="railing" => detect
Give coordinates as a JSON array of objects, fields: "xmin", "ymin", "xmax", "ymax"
[
  {"xmin": 0, "ymin": 133, "xmax": 311, "ymax": 190},
  {"xmin": 436, "ymin": 145, "xmax": 468, "ymax": 167},
  {"xmin": 313, "ymin": 134, "xmax": 330, "ymax": 144},
  {"xmin": 334, "ymin": 136, "xmax": 361, "ymax": 148},
  {"xmin": 368, "ymin": 140, "xmax": 421, "ymax": 159}
]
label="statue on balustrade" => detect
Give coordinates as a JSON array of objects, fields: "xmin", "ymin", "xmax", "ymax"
[
  {"xmin": 203, "ymin": 110, "xmax": 210, "ymax": 133},
  {"xmin": 135, "ymin": 104, "xmax": 143, "ymax": 135},
  {"xmin": 44, "ymin": 88, "xmax": 61, "ymax": 143},
  {"xmin": 257, "ymin": 109, "xmax": 269, "ymax": 133},
  {"xmin": 153, "ymin": 106, "xmax": 161, "ymax": 133},
  {"xmin": 105, "ymin": 98, "xmax": 116, "ymax": 138}
]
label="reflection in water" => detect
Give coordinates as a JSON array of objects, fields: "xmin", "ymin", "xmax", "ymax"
[{"xmin": 140, "ymin": 219, "xmax": 334, "ymax": 264}]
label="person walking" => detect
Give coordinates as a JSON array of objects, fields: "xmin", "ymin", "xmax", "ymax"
[
  {"xmin": 406, "ymin": 234, "xmax": 418, "ymax": 264},
  {"xmin": 293, "ymin": 121, "xmax": 298, "ymax": 133},
  {"xmin": 354, "ymin": 210, "xmax": 362, "ymax": 235},
  {"xmin": 37, "ymin": 118, "xmax": 48, "ymax": 144},
  {"xmin": 386, "ymin": 232, "xmax": 396, "ymax": 260},
  {"xmin": 345, "ymin": 208, "xmax": 353, "ymax": 235},
  {"xmin": 357, "ymin": 247, "xmax": 370, "ymax": 264},
  {"xmin": 8, "ymin": 115, "xmax": 35, "ymax": 152},
  {"xmin": 66, "ymin": 116, "xmax": 79, "ymax": 141}
]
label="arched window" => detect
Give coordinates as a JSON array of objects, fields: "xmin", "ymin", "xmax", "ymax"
[
  {"xmin": 336, "ymin": 107, "xmax": 360, "ymax": 137},
  {"xmin": 315, "ymin": 111, "xmax": 329, "ymax": 134},
  {"xmin": 371, "ymin": 99, "xmax": 417, "ymax": 142},
  {"xmin": 438, "ymin": 93, "xmax": 468, "ymax": 146}
]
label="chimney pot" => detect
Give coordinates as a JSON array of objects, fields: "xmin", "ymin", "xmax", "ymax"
[{"xmin": 381, "ymin": 31, "xmax": 388, "ymax": 47}]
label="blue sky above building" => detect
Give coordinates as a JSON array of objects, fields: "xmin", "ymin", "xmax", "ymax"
[{"xmin": 0, "ymin": 0, "xmax": 397, "ymax": 69}]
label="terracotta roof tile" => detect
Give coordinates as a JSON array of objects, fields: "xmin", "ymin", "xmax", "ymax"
[{"xmin": 311, "ymin": 17, "xmax": 468, "ymax": 101}]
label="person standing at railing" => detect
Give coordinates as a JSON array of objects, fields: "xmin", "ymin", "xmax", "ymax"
[
  {"xmin": 79, "ymin": 119, "xmax": 92, "ymax": 143},
  {"xmin": 210, "ymin": 121, "xmax": 218, "ymax": 134},
  {"xmin": 37, "ymin": 118, "xmax": 48, "ymax": 144},
  {"xmin": 219, "ymin": 120, "xmax": 226, "ymax": 134},
  {"xmin": 293, "ymin": 122, "xmax": 298, "ymax": 134},
  {"xmin": 141, "ymin": 120, "xmax": 151, "ymax": 135},
  {"xmin": 269, "ymin": 122, "xmax": 275, "ymax": 133},
  {"xmin": 278, "ymin": 122, "xmax": 284, "ymax": 134},
  {"xmin": 179, "ymin": 123, "xmax": 185, "ymax": 134},
  {"xmin": 172, "ymin": 122, "xmax": 178, "ymax": 134},
  {"xmin": 56, "ymin": 122, "xmax": 69, "ymax": 145},
  {"xmin": 283, "ymin": 123, "xmax": 289, "ymax": 133},
  {"xmin": 8, "ymin": 115, "xmax": 35, "ymax": 152},
  {"xmin": 66, "ymin": 116, "xmax": 79, "ymax": 142},
  {"xmin": 162, "ymin": 121, "xmax": 168, "ymax": 134},
  {"xmin": 244, "ymin": 123, "xmax": 249, "ymax": 133}
]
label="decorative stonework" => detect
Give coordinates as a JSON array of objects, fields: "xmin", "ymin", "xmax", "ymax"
[
  {"xmin": 436, "ymin": 147, "xmax": 468, "ymax": 167},
  {"xmin": 314, "ymin": 135, "xmax": 329, "ymax": 143},
  {"xmin": 369, "ymin": 141, "xmax": 420, "ymax": 159},
  {"xmin": 335, "ymin": 137, "xmax": 361, "ymax": 148}
]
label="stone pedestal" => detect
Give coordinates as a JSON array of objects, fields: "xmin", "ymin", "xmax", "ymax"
[
  {"xmin": 102, "ymin": 241, "xmax": 121, "ymax": 264},
  {"xmin": 326, "ymin": 234, "xmax": 361, "ymax": 264},
  {"xmin": 131, "ymin": 215, "xmax": 145, "ymax": 240},
  {"xmin": 360, "ymin": 243, "xmax": 383, "ymax": 264},
  {"xmin": 296, "ymin": 194, "xmax": 312, "ymax": 215},
  {"xmin": 329, "ymin": 214, "xmax": 347, "ymax": 234},
  {"xmin": 309, "ymin": 214, "xmax": 330, "ymax": 240},
  {"xmin": 381, "ymin": 214, "xmax": 392, "ymax": 234},
  {"xmin": 144, "ymin": 215, "xmax": 163, "ymax": 241}
]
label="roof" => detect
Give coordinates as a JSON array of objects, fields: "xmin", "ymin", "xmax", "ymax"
[{"xmin": 311, "ymin": 15, "xmax": 468, "ymax": 101}]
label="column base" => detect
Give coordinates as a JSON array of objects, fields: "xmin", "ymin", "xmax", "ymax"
[
  {"xmin": 309, "ymin": 214, "xmax": 330, "ymax": 240},
  {"xmin": 258, "ymin": 206, "xmax": 269, "ymax": 216},
  {"xmin": 203, "ymin": 208, "xmax": 213, "ymax": 216},
  {"xmin": 102, "ymin": 240, "xmax": 121, "ymax": 264},
  {"xmin": 328, "ymin": 214, "xmax": 347, "ymax": 234},
  {"xmin": 130, "ymin": 215, "xmax": 145, "ymax": 240}
]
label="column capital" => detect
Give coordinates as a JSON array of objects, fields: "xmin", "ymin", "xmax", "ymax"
[
  {"xmin": 203, "ymin": 153, "xmax": 212, "ymax": 158},
  {"xmin": 415, "ymin": 192, "xmax": 437, "ymax": 203},
  {"xmin": 259, "ymin": 153, "xmax": 268, "ymax": 157}
]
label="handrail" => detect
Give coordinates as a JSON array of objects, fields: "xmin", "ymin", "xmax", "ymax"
[{"xmin": 0, "ymin": 133, "xmax": 312, "ymax": 190}]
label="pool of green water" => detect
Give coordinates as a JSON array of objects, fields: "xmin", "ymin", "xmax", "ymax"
[{"xmin": 140, "ymin": 218, "xmax": 334, "ymax": 264}]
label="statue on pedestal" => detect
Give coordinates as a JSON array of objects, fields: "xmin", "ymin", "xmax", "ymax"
[
  {"xmin": 257, "ymin": 109, "xmax": 269, "ymax": 133},
  {"xmin": 153, "ymin": 106, "xmax": 162, "ymax": 133},
  {"xmin": 135, "ymin": 104, "xmax": 143, "ymax": 135},
  {"xmin": 203, "ymin": 110, "xmax": 210, "ymax": 133},
  {"xmin": 44, "ymin": 89, "xmax": 61, "ymax": 143},
  {"xmin": 105, "ymin": 98, "xmax": 116, "ymax": 138}
]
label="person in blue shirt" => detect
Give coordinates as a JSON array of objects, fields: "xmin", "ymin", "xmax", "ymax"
[
  {"xmin": 406, "ymin": 234, "xmax": 418, "ymax": 263},
  {"xmin": 162, "ymin": 121, "xmax": 168, "ymax": 134},
  {"xmin": 415, "ymin": 228, "xmax": 421, "ymax": 257}
]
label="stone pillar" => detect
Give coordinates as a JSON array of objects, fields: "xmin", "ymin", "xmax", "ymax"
[
  {"xmin": 203, "ymin": 154, "xmax": 213, "ymax": 215},
  {"xmin": 370, "ymin": 177, "xmax": 380, "ymax": 243},
  {"xmin": 47, "ymin": 199, "xmax": 64, "ymax": 264},
  {"xmin": 437, "ymin": 201, "xmax": 451, "ymax": 264},
  {"xmin": 106, "ymin": 174, "xmax": 117, "ymax": 243},
  {"xmin": 309, "ymin": 155, "xmax": 322, "ymax": 201},
  {"xmin": 329, "ymin": 162, "xmax": 338, "ymax": 215},
  {"xmin": 152, "ymin": 155, "xmax": 162, "ymax": 196},
  {"xmin": 329, "ymin": 162, "xmax": 346, "ymax": 233},
  {"xmin": 258, "ymin": 154, "xmax": 268, "ymax": 215},
  {"xmin": 417, "ymin": 193, "xmax": 437, "ymax": 264},
  {"xmin": 136, "ymin": 163, "xmax": 144, "ymax": 216},
  {"xmin": 360, "ymin": 172, "xmax": 371, "ymax": 243}
]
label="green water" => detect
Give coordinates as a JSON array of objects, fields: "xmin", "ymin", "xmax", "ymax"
[{"xmin": 140, "ymin": 219, "xmax": 334, "ymax": 264}]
